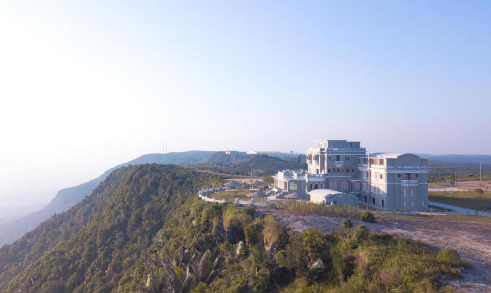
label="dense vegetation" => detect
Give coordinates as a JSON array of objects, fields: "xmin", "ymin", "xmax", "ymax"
[
  {"xmin": 0, "ymin": 151, "xmax": 216, "ymax": 247},
  {"xmin": 0, "ymin": 165, "xmax": 222, "ymax": 293},
  {"xmin": 0, "ymin": 165, "xmax": 464, "ymax": 293}
]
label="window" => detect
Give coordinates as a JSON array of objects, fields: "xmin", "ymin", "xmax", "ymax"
[
  {"xmin": 336, "ymin": 155, "xmax": 340, "ymax": 161},
  {"xmin": 354, "ymin": 182, "xmax": 361, "ymax": 190},
  {"xmin": 352, "ymin": 168, "xmax": 355, "ymax": 173},
  {"xmin": 329, "ymin": 181, "xmax": 338, "ymax": 189},
  {"xmin": 328, "ymin": 156, "xmax": 331, "ymax": 161},
  {"xmin": 347, "ymin": 168, "xmax": 350, "ymax": 173},
  {"xmin": 403, "ymin": 200, "xmax": 407, "ymax": 207},
  {"xmin": 379, "ymin": 159, "xmax": 384, "ymax": 165},
  {"xmin": 410, "ymin": 189, "xmax": 415, "ymax": 196},
  {"xmin": 290, "ymin": 181, "xmax": 297, "ymax": 191},
  {"xmin": 328, "ymin": 168, "xmax": 331, "ymax": 173},
  {"xmin": 341, "ymin": 181, "xmax": 349, "ymax": 190},
  {"xmin": 410, "ymin": 201, "xmax": 415, "ymax": 207},
  {"xmin": 379, "ymin": 174, "xmax": 383, "ymax": 180},
  {"xmin": 403, "ymin": 188, "xmax": 407, "ymax": 196},
  {"xmin": 398, "ymin": 174, "xmax": 401, "ymax": 178},
  {"xmin": 337, "ymin": 168, "xmax": 340, "ymax": 173},
  {"xmin": 345, "ymin": 156, "xmax": 350, "ymax": 161},
  {"xmin": 416, "ymin": 174, "xmax": 419, "ymax": 178},
  {"xmin": 405, "ymin": 173, "xmax": 410, "ymax": 180}
]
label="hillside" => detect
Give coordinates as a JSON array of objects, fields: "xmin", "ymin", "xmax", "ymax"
[
  {"xmin": 0, "ymin": 151, "xmax": 216, "ymax": 246},
  {"xmin": 205, "ymin": 153, "xmax": 306, "ymax": 176},
  {"xmin": 0, "ymin": 165, "xmax": 465, "ymax": 293},
  {"xmin": 0, "ymin": 165, "xmax": 222, "ymax": 293}
]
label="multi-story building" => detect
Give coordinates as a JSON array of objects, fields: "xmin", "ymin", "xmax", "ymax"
[
  {"xmin": 274, "ymin": 139, "xmax": 429, "ymax": 211},
  {"xmin": 358, "ymin": 153, "xmax": 428, "ymax": 210},
  {"xmin": 305, "ymin": 140, "xmax": 366, "ymax": 194},
  {"xmin": 273, "ymin": 170, "xmax": 307, "ymax": 194}
]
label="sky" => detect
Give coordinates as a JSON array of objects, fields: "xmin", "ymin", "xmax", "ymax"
[{"xmin": 0, "ymin": 0, "xmax": 490, "ymax": 208}]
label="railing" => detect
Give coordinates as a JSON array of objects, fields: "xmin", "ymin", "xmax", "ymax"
[
  {"xmin": 198, "ymin": 187, "xmax": 227, "ymax": 204},
  {"xmin": 401, "ymin": 180, "xmax": 418, "ymax": 185}
]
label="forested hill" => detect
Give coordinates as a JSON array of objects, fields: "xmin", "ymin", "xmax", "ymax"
[
  {"xmin": 205, "ymin": 152, "xmax": 307, "ymax": 176},
  {"xmin": 0, "ymin": 151, "xmax": 216, "ymax": 246},
  {"xmin": 0, "ymin": 165, "xmax": 465, "ymax": 293},
  {"xmin": 0, "ymin": 165, "xmax": 222, "ymax": 293}
]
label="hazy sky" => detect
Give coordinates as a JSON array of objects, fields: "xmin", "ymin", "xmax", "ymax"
[{"xmin": 1, "ymin": 1, "xmax": 490, "ymax": 208}]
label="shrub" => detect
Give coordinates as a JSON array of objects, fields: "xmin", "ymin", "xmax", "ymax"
[
  {"xmin": 245, "ymin": 223, "xmax": 263, "ymax": 246},
  {"xmin": 342, "ymin": 219, "xmax": 353, "ymax": 228},
  {"xmin": 353, "ymin": 225, "xmax": 369, "ymax": 242},
  {"xmin": 437, "ymin": 247, "xmax": 466, "ymax": 267},
  {"xmin": 40, "ymin": 281, "xmax": 65, "ymax": 293},
  {"xmin": 361, "ymin": 211, "xmax": 376, "ymax": 223},
  {"xmin": 301, "ymin": 228, "xmax": 329, "ymax": 264},
  {"xmin": 474, "ymin": 188, "xmax": 484, "ymax": 194}
]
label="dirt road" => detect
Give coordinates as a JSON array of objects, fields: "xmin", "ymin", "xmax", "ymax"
[{"xmin": 260, "ymin": 209, "xmax": 491, "ymax": 293}]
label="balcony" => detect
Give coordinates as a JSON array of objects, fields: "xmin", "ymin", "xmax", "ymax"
[
  {"xmin": 334, "ymin": 161, "xmax": 344, "ymax": 167},
  {"xmin": 401, "ymin": 180, "xmax": 418, "ymax": 186}
]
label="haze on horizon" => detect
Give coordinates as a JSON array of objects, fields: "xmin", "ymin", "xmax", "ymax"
[{"xmin": 0, "ymin": 0, "xmax": 490, "ymax": 209}]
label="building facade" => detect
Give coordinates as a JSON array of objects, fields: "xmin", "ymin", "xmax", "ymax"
[
  {"xmin": 305, "ymin": 140, "xmax": 366, "ymax": 194},
  {"xmin": 274, "ymin": 140, "xmax": 429, "ymax": 211},
  {"xmin": 358, "ymin": 153, "xmax": 428, "ymax": 210}
]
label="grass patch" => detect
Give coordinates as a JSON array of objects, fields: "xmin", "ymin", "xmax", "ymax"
[
  {"xmin": 429, "ymin": 190, "xmax": 491, "ymax": 211},
  {"xmin": 212, "ymin": 189, "xmax": 255, "ymax": 201}
]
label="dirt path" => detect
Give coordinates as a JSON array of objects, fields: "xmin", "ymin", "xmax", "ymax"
[{"xmin": 259, "ymin": 209, "xmax": 491, "ymax": 293}]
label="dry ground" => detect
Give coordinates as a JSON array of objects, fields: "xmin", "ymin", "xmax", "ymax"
[{"xmin": 259, "ymin": 209, "xmax": 491, "ymax": 293}]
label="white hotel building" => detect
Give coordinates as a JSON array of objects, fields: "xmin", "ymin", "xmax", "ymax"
[{"xmin": 274, "ymin": 140, "xmax": 428, "ymax": 211}]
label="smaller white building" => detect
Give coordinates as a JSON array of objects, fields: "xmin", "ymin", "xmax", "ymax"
[{"xmin": 308, "ymin": 189, "xmax": 359, "ymax": 206}]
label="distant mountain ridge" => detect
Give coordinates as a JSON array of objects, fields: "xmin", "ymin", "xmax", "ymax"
[
  {"xmin": 0, "ymin": 151, "xmax": 216, "ymax": 246},
  {"xmin": 421, "ymin": 154, "xmax": 491, "ymax": 165}
]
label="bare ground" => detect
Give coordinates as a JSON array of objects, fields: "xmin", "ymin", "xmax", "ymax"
[{"xmin": 259, "ymin": 209, "xmax": 491, "ymax": 293}]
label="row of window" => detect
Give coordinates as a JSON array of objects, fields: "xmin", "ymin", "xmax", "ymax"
[
  {"xmin": 328, "ymin": 155, "xmax": 351, "ymax": 161},
  {"xmin": 402, "ymin": 187, "xmax": 416, "ymax": 196},
  {"xmin": 362, "ymin": 171, "xmax": 420, "ymax": 180},
  {"xmin": 403, "ymin": 200, "xmax": 426, "ymax": 207},
  {"xmin": 328, "ymin": 168, "xmax": 356, "ymax": 173}
]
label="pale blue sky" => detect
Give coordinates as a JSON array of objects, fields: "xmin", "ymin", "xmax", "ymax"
[{"xmin": 0, "ymin": 1, "xmax": 490, "ymax": 207}]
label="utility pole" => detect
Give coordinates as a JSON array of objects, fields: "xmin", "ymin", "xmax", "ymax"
[
  {"xmin": 480, "ymin": 161, "xmax": 482, "ymax": 182},
  {"xmin": 454, "ymin": 169, "xmax": 457, "ymax": 186},
  {"xmin": 250, "ymin": 165, "xmax": 253, "ymax": 190}
]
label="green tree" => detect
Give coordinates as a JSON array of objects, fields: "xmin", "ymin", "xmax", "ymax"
[
  {"xmin": 263, "ymin": 176, "xmax": 274, "ymax": 186},
  {"xmin": 361, "ymin": 210, "xmax": 376, "ymax": 223},
  {"xmin": 342, "ymin": 218, "xmax": 353, "ymax": 228}
]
